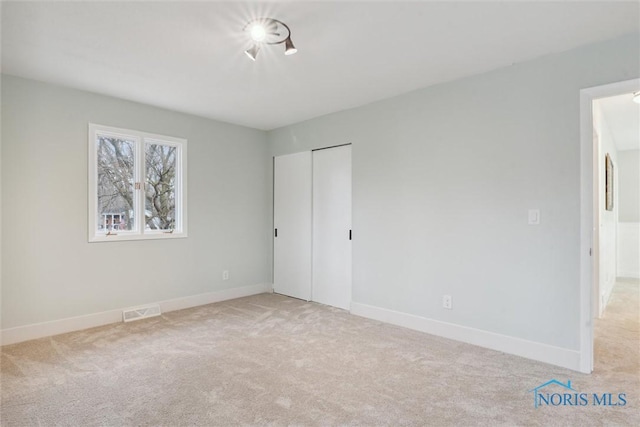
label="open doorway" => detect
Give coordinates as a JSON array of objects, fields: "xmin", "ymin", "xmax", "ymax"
[
  {"xmin": 580, "ymin": 79, "xmax": 640, "ymax": 374},
  {"xmin": 592, "ymin": 91, "xmax": 640, "ymax": 372}
]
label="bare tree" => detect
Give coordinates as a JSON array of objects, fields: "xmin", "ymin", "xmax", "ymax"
[
  {"xmin": 97, "ymin": 137, "xmax": 176, "ymax": 231},
  {"xmin": 145, "ymin": 144, "xmax": 176, "ymax": 230}
]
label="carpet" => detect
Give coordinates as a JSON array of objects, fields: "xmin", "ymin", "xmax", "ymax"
[{"xmin": 1, "ymin": 280, "xmax": 638, "ymax": 426}]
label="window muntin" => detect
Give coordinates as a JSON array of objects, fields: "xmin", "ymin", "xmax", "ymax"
[{"xmin": 89, "ymin": 124, "xmax": 187, "ymax": 242}]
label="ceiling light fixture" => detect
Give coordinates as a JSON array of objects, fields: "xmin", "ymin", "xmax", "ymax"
[
  {"xmin": 243, "ymin": 18, "xmax": 297, "ymax": 61},
  {"xmin": 284, "ymin": 37, "xmax": 297, "ymax": 55},
  {"xmin": 250, "ymin": 25, "xmax": 267, "ymax": 42},
  {"xmin": 633, "ymin": 91, "xmax": 640, "ymax": 104},
  {"xmin": 244, "ymin": 44, "xmax": 260, "ymax": 61}
]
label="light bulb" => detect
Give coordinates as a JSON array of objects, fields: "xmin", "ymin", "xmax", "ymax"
[{"xmin": 250, "ymin": 24, "xmax": 266, "ymax": 42}]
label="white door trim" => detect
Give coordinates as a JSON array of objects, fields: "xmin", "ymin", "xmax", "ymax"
[{"xmin": 579, "ymin": 78, "xmax": 640, "ymax": 374}]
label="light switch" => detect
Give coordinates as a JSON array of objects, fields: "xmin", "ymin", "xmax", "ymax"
[{"xmin": 528, "ymin": 209, "xmax": 540, "ymax": 225}]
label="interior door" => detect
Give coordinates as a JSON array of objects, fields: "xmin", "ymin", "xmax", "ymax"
[
  {"xmin": 312, "ymin": 145, "xmax": 352, "ymax": 310},
  {"xmin": 273, "ymin": 152, "xmax": 312, "ymax": 300}
]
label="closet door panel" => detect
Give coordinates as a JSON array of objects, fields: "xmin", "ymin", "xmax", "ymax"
[
  {"xmin": 312, "ymin": 145, "xmax": 352, "ymax": 310},
  {"xmin": 273, "ymin": 152, "xmax": 312, "ymax": 300}
]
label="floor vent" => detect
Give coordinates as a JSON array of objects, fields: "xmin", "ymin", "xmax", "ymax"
[{"xmin": 122, "ymin": 304, "xmax": 162, "ymax": 322}]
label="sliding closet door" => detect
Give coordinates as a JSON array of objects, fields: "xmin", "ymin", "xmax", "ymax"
[
  {"xmin": 273, "ymin": 152, "xmax": 312, "ymax": 301},
  {"xmin": 312, "ymin": 145, "xmax": 352, "ymax": 310}
]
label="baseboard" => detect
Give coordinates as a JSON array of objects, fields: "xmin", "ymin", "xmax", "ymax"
[
  {"xmin": 350, "ymin": 302, "xmax": 581, "ymax": 372},
  {"xmin": 0, "ymin": 283, "xmax": 271, "ymax": 346},
  {"xmin": 600, "ymin": 279, "xmax": 615, "ymax": 313},
  {"xmin": 158, "ymin": 283, "xmax": 271, "ymax": 313},
  {"xmin": 618, "ymin": 272, "xmax": 640, "ymax": 279}
]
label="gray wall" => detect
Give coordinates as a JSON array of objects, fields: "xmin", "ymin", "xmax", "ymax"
[
  {"xmin": 268, "ymin": 34, "xmax": 640, "ymax": 350},
  {"xmin": 1, "ymin": 75, "xmax": 271, "ymax": 329},
  {"xmin": 618, "ymin": 149, "xmax": 640, "ymax": 222}
]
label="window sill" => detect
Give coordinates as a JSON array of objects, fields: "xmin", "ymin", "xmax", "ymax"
[{"xmin": 88, "ymin": 232, "xmax": 188, "ymax": 243}]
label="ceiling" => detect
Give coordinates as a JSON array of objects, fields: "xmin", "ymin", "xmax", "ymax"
[
  {"xmin": 2, "ymin": 1, "xmax": 639, "ymax": 130},
  {"xmin": 598, "ymin": 93, "xmax": 640, "ymax": 151}
]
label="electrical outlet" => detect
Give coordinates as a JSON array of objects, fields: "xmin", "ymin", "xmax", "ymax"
[
  {"xmin": 222, "ymin": 270, "xmax": 229, "ymax": 281},
  {"xmin": 442, "ymin": 295, "xmax": 452, "ymax": 310}
]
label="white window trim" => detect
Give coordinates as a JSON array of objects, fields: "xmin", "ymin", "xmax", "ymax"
[{"xmin": 88, "ymin": 123, "xmax": 188, "ymax": 243}]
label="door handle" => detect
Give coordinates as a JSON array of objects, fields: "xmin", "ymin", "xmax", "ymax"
[
  {"xmin": 349, "ymin": 230, "xmax": 352, "ymax": 240},
  {"xmin": 275, "ymin": 228, "xmax": 278, "ymax": 237}
]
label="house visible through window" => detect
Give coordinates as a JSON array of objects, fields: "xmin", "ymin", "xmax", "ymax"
[
  {"xmin": 88, "ymin": 124, "xmax": 187, "ymax": 242},
  {"xmin": 101, "ymin": 213, "xmax": 126, "ymax": 231}
]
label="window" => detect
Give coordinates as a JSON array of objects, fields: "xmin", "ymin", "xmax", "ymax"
[{"xmin": 88, "ymin": 124, "xmax": 187, "ymax": 242}]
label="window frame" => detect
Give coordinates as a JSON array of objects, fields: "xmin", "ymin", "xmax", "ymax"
[{"xmin": 88, "ymin": 123, "xmax": 188, "ymax": 243}]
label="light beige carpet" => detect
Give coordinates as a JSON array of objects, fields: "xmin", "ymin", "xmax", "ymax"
[{"xmin": 1, "ymin": 280, "xmax": 638, "ymax": 426}]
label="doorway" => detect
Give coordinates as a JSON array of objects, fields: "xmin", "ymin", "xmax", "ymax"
[{"xmin": 579, "ymin": 78, "xmax": 640, "ymax": 373}]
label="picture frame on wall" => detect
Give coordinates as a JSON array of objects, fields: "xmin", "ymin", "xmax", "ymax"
[{"xmin": 605, "ymin": 153, "xmax": 614, "ymax": 211}]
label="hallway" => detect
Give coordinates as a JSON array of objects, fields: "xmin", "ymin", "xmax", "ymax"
[{"xmin": 593, "ymin": 278, "xmax": 640, "ymax": 394}]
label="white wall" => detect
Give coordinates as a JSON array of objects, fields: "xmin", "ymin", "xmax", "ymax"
[
  {"xmin": 617, "ymin": 149, "xmax": 640, "ymax": 278},
  {"xmin": 618, "ymin": 149, "xmax": 640, "ymax": 222},
  {"xmin": 593, "ymin": 102, "xmax": 618, "ymax": 313},
  {"xmin": 1, "ymin": 75, "xmax": 271, "ymax": 331},
  {"xmin": 268, "ymin": 34, "xmax": 639, "ymax": 360}
]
